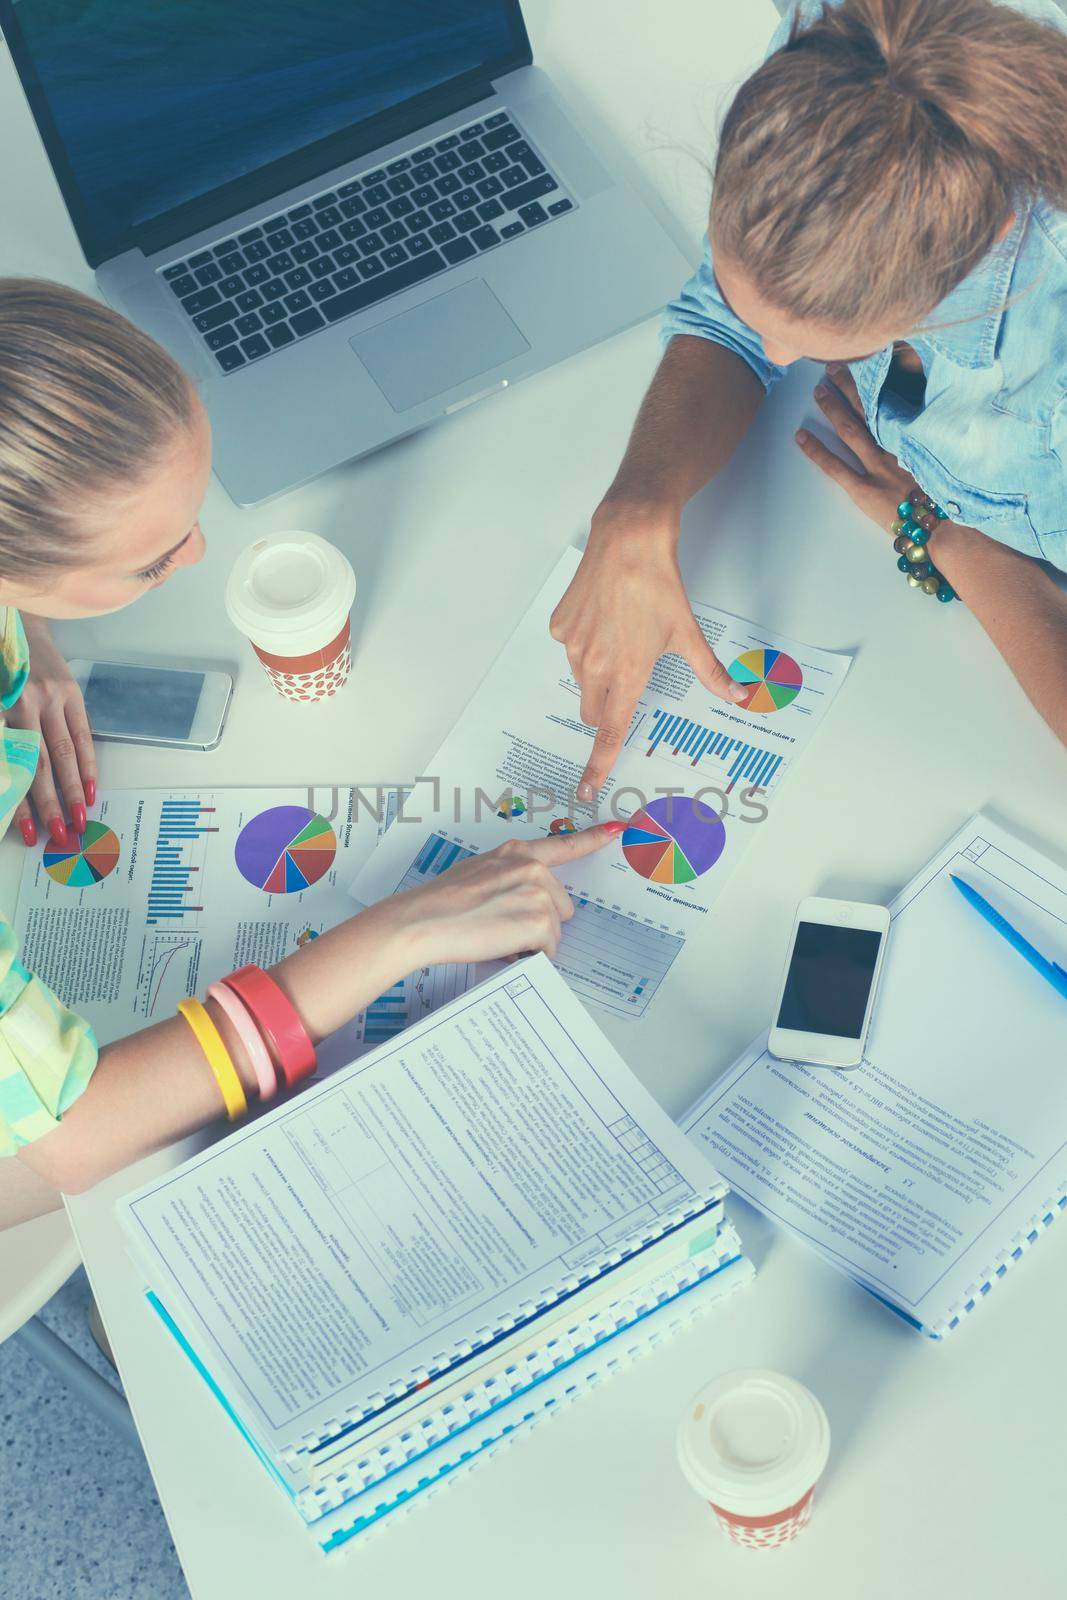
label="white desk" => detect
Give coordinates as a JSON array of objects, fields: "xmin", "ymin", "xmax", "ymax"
[{"xmin": 4, "ymin": 2, "xmax": 1067, "ymax": 1596}]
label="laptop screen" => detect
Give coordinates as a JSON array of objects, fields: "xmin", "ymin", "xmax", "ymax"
[{"xmin": 3, "ymin": 0, "xmax": 526, "ymax": 262}]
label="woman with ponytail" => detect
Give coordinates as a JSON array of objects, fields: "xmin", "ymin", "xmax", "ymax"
[{"xmin": 552, "ymin": 0, "xmax": 1067, "ymax": 798}]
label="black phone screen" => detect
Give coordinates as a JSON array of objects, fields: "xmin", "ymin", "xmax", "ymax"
[{"xmin": 776, "ymin": 921, "xmax": 884, "ymax": 1039}]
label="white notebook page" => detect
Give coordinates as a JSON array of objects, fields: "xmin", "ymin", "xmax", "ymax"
[{"xmin": 684, "ymin": 816, "xmax": 1067, "ymax": 1336}]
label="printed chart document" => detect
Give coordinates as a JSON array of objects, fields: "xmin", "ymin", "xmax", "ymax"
[
  {"xmin": 118, "ymin": 956, "xmax": 733, "ymax": 1540},
  {"xmin": 353, "ymin": 547, "xmax": 852, "ymax": 1019},
  {"xmin": 13, "ymin": 786, "xmax": 477, "ymax": 1060},
  {"xmin": 684, "ymin": 816, "xmax": 1067, "ymax": 1337}
]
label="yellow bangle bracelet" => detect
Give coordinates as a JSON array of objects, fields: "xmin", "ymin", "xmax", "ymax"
[{"xmin": 177, "ymin": 997, "xmax": 248, "ymax": 1121}]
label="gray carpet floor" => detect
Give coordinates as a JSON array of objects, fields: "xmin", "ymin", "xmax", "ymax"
[{"xmin": 0, "ymin": 1268, "xmax": 187, "ymax": 1600}]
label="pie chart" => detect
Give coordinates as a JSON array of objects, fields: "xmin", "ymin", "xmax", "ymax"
[
  {"xmin": 44, "ymin": 820, "xmax": 120, "ymax": 888},
  {"xmin": 621, "ymin": 795, "xmax": 725, "ymax": 885},
  {"xmin": 234, "ymin": 805, "xmax": 336, "ymax": 894},
  {"xmin": 728, "ymin": 648, "xmax": 803, "ymax": 712}
]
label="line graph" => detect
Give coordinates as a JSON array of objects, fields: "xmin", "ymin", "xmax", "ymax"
[{"xmin": 136, "ymin": 933, "xmax": 202, "ymax": 1018}]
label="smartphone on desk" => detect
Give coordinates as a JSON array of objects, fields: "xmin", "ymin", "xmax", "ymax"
[
  {"xmin": 769, "ymin": 896, "xmax": 890, "ymax": 1068},
  {"xmin": 69, "ymin": 659, "xmax": 233, "ymax": 751}
]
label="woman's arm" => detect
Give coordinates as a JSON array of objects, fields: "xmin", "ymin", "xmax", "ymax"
[
  {"xmin": 1, "ymin": 1149, "xmax": 64, "ymax": 1226},
  {"xmin": 931, "ymin": 525, "xmax": 1067, "ymax": 745},
  {"xmin": 10, "ymin": 825, "xmax": 620, "ymax": 1211},
  {"xmin": 798, "ymin": 365, "xmax": 1067, "ymax": 747},
  {"xmin": 549, "ymin": 336, "xmax": 764, "ymax": 800}
]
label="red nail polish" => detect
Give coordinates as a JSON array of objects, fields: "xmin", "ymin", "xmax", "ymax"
[
  {"xmin": 85, "ymin": 779, "xmax": 96, "ymax": 807},
  {"xmin": 604, "ymin": 820, "xmax": 628, "ymax": 834},
  {"xmin": 72, "ymin": 803, "xmax": 87, "ymax": 835},
  {"xmin": 48, "ymin": 817, "xmax": 70, "ymax": 848},
  {"xmin": 19, "ymin": 817, "xmax": 37, "ymax": 847}
]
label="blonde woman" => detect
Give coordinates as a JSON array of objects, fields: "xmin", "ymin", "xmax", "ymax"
[
  {"xmin": 0, "ymin": 279, "xmax": 621, "ymax": 1226},
  {"xmin": 551, "ymin": 0, "xmax": 1067, "ymax": 798}
]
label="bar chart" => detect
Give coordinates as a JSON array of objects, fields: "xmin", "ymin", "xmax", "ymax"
[
  {"xmin": 638, "ymin": 708, "xmax": 783, "ymax": 792},
  {"xmin": 359, "ymin": 980, "xmax": 409, "ymax": 1045},
  {"xmin": 147, "ymin": 799, "xmax": 218, "ymax": 925}
]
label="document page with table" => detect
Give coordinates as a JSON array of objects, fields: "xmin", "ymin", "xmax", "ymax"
[
  {"xmin": 353, "ymin": 546, "xmax": 852, "ymax": 1019},
  {"xmin": 683, "ymin": 816, "xmax": 1067, "ymax": 1337}
]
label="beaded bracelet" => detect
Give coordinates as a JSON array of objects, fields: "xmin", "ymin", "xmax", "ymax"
[{"xmin": 891, "ymin": 492, "xmax": 961, "ymax": 603}]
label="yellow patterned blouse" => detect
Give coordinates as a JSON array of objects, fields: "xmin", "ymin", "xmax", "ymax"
[{"xmin": 0, "ymin": 609, "xmax": 97, "ymax": 1157}]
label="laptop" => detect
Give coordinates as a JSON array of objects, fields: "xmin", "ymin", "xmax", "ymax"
[{"xmin": 1, "ymin": 0, "xmax": 693, "ymax": 505}]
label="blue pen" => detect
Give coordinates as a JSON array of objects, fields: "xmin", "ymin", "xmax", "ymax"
[{"xmin": 949, "ymin": 873, "xmax": 1067, "ymax": 1001}]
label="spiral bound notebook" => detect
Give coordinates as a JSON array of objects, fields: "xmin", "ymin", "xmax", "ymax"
[
  {"xmin": 119, "ymin": 955, "xmax": 751, "ymax": 1546},
  {"xmin": 684, "ymin": 815, "xmax": 1067, "ymax": 1339},
  {"xmin": 313, "ymin": 1234, "xmax": 755, "ymax": 1553}
]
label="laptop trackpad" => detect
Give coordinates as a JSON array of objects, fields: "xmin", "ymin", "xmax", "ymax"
[{"xmin": 349, "ymin": 279, "xmax": 529, "ymax": 412}]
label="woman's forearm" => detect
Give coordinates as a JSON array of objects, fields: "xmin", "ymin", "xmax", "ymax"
[
  {"xmin": 0, "ymin": 1150, "xmax": 64, "ymax": 1227},
  {"xmin": 601, "ymin": 334, "xmax": 764, "ymax": 524},
  {"xmin": 8, "ymin": 817, "xmax": 606, "ymax": 1212},
  {"xmin": 14, "ymin": 895, "xmax": 419, "ymax": 1200},
  {"xmin": 935, "ymin": 522, "xmax": 1067, "ymax": 745}
]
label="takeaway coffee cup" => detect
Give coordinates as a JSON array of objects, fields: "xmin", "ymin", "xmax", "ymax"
[
  {"xmin": 225, "ymin": 532, "xmax": 357, "ymax": 702},
  {"xmin": 676, "ymin": 1369, "xmax": 831, "ymax": 1550}
]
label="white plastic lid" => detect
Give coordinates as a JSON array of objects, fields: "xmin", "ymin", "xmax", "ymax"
[
  {"xmin": 224, "ymin": 531, "xmax": 356, "ymax": 656},
  {"xmin": 676, "ymin": 1369, "xmax": 830, "ymax": 1514}
]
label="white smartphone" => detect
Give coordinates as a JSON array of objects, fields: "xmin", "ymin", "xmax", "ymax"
[
  {"xmin": 69, "ymin": 659, "xmax": 233, "ymax": 751},
  {"xmin": 768, "ymin": 896, "xmax": 891, "ymax": 1068}
]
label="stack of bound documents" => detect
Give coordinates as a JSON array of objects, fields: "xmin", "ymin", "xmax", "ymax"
[{"xmin": 119, "ymin": 957, "xmax": 751, "ymax": 1551}]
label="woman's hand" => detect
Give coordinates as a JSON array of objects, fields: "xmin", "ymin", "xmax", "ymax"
[
  {"xmin": 6, "ymin": 616, "xmax": 96, "ymax": 847},
  {"xmin": 398, "ymin": 822, "xmax": 626, "ymax": 968},
  {"xmin": 795, "ymin": 363, "xmax": 918, "ymax": 531},
  {"xmin": 550, "ymin": 506, "xmax": 747, "ymax": 802}
]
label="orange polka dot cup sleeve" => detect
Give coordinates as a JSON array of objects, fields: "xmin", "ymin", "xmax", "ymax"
[
  {"xmin": 675, "ymin": 1369, "xmax": 831, "ymax": 1551},
  {"xmin": 225, "ymin": 530, "xmax": 357, "ymax": 704}
]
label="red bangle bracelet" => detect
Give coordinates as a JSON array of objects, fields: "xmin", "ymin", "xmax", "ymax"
[{"xmin": 219, "ymin": 964, "xmax": 316, "ymax": 1089}]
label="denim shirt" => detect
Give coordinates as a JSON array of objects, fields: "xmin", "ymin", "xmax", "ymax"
[{"xmin": 662, "ymin": 0, "xmax": 1067, "ymax": 573}]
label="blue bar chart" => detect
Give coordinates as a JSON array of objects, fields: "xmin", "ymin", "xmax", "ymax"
[
  {"xmin": 640, "ymin": 708, "xmax": 783, "ymax": 792},
  {"xmin": 411, "ymin": 835, "xmax": 472, "ymax": 878},
  {"xmin": 360, "ymin": 980, "xmax": 409, "ymax": 1045},
  {"xmin": 147, "ymin": 799, "xmax": 218, "ymax": 924}
]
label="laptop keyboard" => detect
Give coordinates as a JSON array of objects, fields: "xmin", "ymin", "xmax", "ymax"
[{"xmin": 159, "ymin": 113, "xmax": 574, "ymax": 375}]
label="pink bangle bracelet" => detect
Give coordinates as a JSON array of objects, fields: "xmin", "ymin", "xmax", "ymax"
[{"xmin": 207, "ymin": 980, "xmax": 278, "ymax": 1102}]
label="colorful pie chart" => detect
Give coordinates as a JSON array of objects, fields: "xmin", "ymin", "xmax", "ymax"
[
  {"xmin": 234, "ymin": 806, "xmax": 336, "ymax": 894},
  {"xmin": 728, "ymin": 648, "xmax": 804, "ymax": 712},
  {"xmin": 621, "ymin": 795, "xmax": 725, "ymax": 885},
  {"xmin": 44, "ymin": 820, "xmax": 121, "ymax": 888}
]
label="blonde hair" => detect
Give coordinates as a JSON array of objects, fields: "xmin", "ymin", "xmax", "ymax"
[
  {"xmin": 0, "ymin": 278, "xmax": 195, "ymax": 580},
  {"xmin": 710, "ymin": 0, "xmax": 1067, "ymax": 328}
]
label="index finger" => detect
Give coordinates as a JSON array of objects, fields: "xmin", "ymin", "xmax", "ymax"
[
  {"xmin": 576, "ymin": 681, "xmax": 642, "ymax": 802},
  {"xmin": 526, "ymin": 820, "xmax": 627, "ymax": 867}
]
